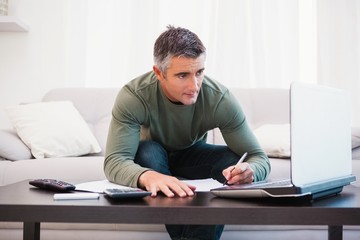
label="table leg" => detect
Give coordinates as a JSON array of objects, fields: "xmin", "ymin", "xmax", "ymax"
[
  {"xmin": 328, "ymin": 225, "xmax": 342, "ymax": 240},
  {"xmin": 23, "ymin": 222, "xmax": 40, "ymax": 240}
]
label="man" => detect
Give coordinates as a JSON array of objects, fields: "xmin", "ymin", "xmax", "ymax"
[{"xmin": 104, "ymin": 26, "xmax": 270, "ymax": 240}]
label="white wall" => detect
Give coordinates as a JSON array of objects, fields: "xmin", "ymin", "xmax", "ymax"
[{"xmin": 0, "ymin": 0, "xmax": 70, "ymax": 128}]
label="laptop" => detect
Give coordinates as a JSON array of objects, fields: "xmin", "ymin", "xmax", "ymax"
[{"xmin": 211, "ymin": 82, "xmax": 356, "ymax": 200}]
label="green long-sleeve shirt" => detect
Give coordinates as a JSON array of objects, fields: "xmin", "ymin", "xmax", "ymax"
[{"xmin": 104, "ymin": 71, "xmax": 270, "ymax": 187}]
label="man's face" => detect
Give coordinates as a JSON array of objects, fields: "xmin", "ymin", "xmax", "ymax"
[{"xmin": 154, "ymin": 54, "xmax": 205, "ymax": 105}]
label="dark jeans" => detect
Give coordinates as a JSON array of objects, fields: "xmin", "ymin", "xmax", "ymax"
[{"xmin": 134, "ymin": 140, "xmax": 241, "ymax": 240}]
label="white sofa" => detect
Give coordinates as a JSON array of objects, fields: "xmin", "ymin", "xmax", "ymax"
[{"xmin": 1, "ymin": 87, "xmax": 360, "ymax": 240}]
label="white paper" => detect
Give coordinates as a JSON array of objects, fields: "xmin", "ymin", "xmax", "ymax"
[
  {"xmin": 181, "ymin": 178, "xmax": 223, "ymax": 192},
  {"xmin": 75, "ymin": 180, "xmax": 134, "ymax": 193},
  {"xmin": 75, "ymin": 178, "xmax": 223, "ymax": 193}
]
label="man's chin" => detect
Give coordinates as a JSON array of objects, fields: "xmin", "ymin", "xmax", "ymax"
[{"xmin": 182, "ymin": 98, "xmax": 197, "ymax": 105}]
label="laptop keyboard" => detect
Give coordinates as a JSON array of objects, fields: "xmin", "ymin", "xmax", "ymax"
[{"xmin": 248, "ymin": 179, "xmax": 293, "ymax": 189}]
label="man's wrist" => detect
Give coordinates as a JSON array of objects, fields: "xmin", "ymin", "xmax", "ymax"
[{"xmin": 137, "ymin": 170, "xmax": 151, "ymax": 188}]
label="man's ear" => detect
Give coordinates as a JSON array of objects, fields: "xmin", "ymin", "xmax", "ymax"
[{"xmin": 153, "ymin": 66, "xmax": 164, "ymax": 81}]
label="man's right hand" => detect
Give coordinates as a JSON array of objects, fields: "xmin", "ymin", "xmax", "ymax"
[{"xmin": 138, "ymin": 171, "xmax": 196, "ymax": 197}]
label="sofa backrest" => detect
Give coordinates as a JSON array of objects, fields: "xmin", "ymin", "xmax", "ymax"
[
  {"xmin": 230, "ymin": 88, "xmax": 290, "ymax": 129},
  {"xmin": 211, "ymin": 88, "xmax": 290, "ymax": 145},
  {"xmin": 42, "ymin": 87, "xmax": 290, "ymax": 154}
]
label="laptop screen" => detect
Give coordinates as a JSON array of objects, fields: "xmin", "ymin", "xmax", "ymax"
[{"xmin": 290, "ymin": 82, "xmax": 352, "ymax": 186}]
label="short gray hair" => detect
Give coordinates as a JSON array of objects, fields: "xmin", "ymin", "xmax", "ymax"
[{"xmin": 153, "ymin": 26, "xmax": 206, "ymax": 73}]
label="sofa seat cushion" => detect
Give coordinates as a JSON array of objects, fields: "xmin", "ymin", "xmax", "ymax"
[{"xmin": 0, "ymin": 156, "xmax": 106, "ymax": 186}]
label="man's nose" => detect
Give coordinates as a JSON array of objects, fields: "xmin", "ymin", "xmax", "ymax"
[{"xmin": 188, "ymin": 76, "xmax": 200, "ymax": 91}]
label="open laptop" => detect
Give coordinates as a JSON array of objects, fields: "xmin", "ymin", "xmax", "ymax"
[{"xmin": 211, "ymin": 82, "xmax": 356, "ymax": 200}]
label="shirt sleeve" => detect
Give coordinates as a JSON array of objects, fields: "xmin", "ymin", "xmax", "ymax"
[
  {"xmin": 104, "ymin": 87, "xmax": 151, "ymax": 188},
  {"xmin": 215, "ymin": 90, "xmax": 271, "ymax": 181}
]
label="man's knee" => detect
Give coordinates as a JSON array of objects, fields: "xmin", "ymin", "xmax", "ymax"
[{"xmin": 134, "ymin": 141, "xmax": 170, "ymax": 175}]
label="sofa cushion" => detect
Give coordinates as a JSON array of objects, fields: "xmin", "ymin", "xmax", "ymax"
[
  {"xmin": 0, "ymin": 129, "xmax": 32, "ymax": 161},
  {"xmin": 5, "ymin": 101, "xmax": 101, "ymax": 159},
  {"xmin": 253, "ymin": 124, "xmax": 291, "ymax": 158}
]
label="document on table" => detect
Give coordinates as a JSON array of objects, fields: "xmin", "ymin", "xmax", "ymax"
[
  {"xmin": 181, "ymin": 179, "xmax": 223, "ymax": 192},
  {"xmin": 75, "ymin": 180, "xmax": 134, "ymax": 193},
  {"xmin": 75, "ymin": 178, "xmax": 223, "ymax": 193}
]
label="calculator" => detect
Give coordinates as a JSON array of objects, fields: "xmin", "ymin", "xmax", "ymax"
[{"xmin": 104, "ymin": 188, "xmax": 151, "ymax": 199}]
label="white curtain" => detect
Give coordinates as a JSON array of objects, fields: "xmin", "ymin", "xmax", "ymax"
[
  {"xmin": 62, "ymin": 0, "xmax": 360, "ymax": 125},
  {"xmin": 317, "ymin": 0, "xmax": 360, "ymax": 126},
  {"xmin": 63, "ymin": 0, "xmax": 299, "ymax": 88}
]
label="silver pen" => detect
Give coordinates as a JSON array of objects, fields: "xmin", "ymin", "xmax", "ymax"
[{"xmin": 223, "ymin": 152, "xmax": 248, "ymax": 186}]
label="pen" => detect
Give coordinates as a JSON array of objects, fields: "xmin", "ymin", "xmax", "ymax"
[{"xmin": 223, "ymin": 152, "xmax": 248, "ymax": 186}]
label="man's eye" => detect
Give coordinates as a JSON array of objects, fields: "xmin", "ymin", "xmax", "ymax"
[
  {"xmin": 196, "ymin": 70, "xmax": 204, "ymax": 76},
  {"xmin": 178, "ymin": 74, "xmax": 187, "ymax": 79}
]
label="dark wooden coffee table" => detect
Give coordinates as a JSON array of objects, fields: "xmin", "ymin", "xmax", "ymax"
[{"xmin": 0, "ymin": 180, "xmax": 359, "ymax": 240}]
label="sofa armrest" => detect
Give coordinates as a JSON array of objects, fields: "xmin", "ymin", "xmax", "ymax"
[
  {"xmin": 353, "ymin": 147, "xmax": 360, "ymax": 160},
  {"xmin": 352, "ymin": 126, "xmax": 360, "ymax": 159},
  {"xmin": 352, "ymin": 127, "xmax": 360, "ymax": 149},
  {"xmin": 0, "ymin": 129, "xmax": 33, "ymax": 161}
]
